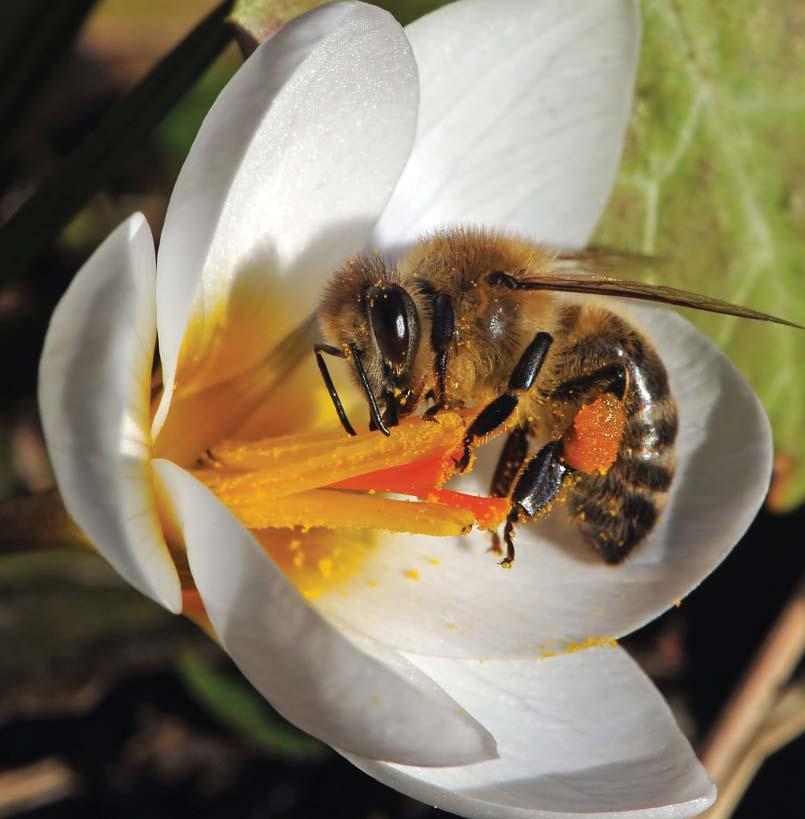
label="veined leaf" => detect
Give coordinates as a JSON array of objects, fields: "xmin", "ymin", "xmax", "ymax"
[{"xmin": 597, "ymin": 0, "xmax": 805, "ymax": 510}]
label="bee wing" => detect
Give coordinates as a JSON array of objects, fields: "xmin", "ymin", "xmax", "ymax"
[{"xmin": 512, "ymin": 250, "xmax": 804, "ymax": 329}]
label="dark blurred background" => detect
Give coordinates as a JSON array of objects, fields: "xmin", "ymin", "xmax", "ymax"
[{"xmin": 0, "ymin": 1, "xmax": 802, "ymax": 817}]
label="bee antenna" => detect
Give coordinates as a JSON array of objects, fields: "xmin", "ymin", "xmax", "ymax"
[
  {"xmin": 314, "ymin": 343, "xmax": 357, "ymax": 437},
  {"xmin": 349, "ymin": 343, "xmax": 391, "ymax": 437}
]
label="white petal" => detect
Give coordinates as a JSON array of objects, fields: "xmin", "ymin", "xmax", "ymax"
[
  {"xmin": 152, "ymin": 459, "xmax": 497, "ymax": 766},
  {"xmin": 311, "ymin": 306, "xmax": 771, "ymax": 658},
  {"xmin": 38, "ymin": 214, "xmax": 181, "ymax": 613},
  {"xmin": 154, "ymin": 1, "xmax": 419, "ymax": 436},
  {"xmin": 373, "ymin": 0, "xmax": 639, "ymax": 252},
  {"xmin": 347, "ymin": 646, "xmax": 715, "ymax": 819}
]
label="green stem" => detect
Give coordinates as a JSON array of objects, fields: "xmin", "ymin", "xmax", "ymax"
[{"xmin": 0, "ymin": 489, "xmax": 91, "ymax": 556}]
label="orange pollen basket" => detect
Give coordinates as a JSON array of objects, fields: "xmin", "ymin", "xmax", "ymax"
[
  {"xmin": 561, "ymin": 393, "xmax": 627, "ymax": 474},
  {"xmin": 190, "ymin": 412, "xmax": 510, "ymax": 538}
]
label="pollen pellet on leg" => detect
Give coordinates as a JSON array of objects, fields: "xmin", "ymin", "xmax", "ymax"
[{"xmin": 562, "ymin": 393, "xmax": 627, "ymax": 474}]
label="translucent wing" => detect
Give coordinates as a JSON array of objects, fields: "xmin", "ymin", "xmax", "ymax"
[{"xmin": 510, "ymin": 250, "xmax": 804, "ymax": 329}]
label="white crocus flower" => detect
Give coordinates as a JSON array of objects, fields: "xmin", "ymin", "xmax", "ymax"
[{"xmin": 38, "ymin": 1, "xmax": 771, "ymax": 817}]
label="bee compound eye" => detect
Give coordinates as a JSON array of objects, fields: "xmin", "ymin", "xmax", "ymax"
[{"xmin": 367, "ymin": 285, "xmax": 419, "ymax": 370}]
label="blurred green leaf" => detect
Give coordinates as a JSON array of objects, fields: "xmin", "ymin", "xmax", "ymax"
[
  {"xmin": 378, "ymin": 0, "xmax": 453, "ymax": 24},
  {"xmin": 0, "ymin": 0, "xmax": 235, "ymax": 286},
  {"xmin": 598, "ymin": 0, "xmax": 805, "ymax": 509},
  {"xmin": 0, "ymin": 0, "xmax": 99, "ymax": 144},
  {"xmin": 229, "ymin": 0, "xmax": 450, "ymax": 54},
  {"xmin": 155, "ymin": 53, "xmax": 240, "ymax": 170},
  {"xmin": 178, "ymin": 651, "xmax": 326, "ymax": 760},
  {"xmin": 229, "ymin": 0, "xmax": 322, "ymax": 52}
]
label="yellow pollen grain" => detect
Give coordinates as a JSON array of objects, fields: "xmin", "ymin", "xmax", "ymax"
[
  {"xmin": 255, "ymin": 527, "xmax": 374, "ymax": 601},
  {"xmin": 565, "ymin": 635, "xmax": 618, "ymax": 653},
  {"xmin": 404, "ymin": 569, "xmax": 420, "ymax": 581}
]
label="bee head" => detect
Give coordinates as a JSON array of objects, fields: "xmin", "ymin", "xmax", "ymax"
[
  {"xmin": 318, "ymin": 257, "xmax": 422, "ymax": 431},
  {"xmin": 365, "ymin": 283, "xmax": 420, "ymax": 382}
]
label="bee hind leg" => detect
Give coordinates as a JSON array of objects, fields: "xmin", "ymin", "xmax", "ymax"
[{"xmin": 502, "ymin": 439, "xmax": 575, "ymax": 567}]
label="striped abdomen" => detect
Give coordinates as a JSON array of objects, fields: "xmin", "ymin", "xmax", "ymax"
[{"xmin": 554, "ymin": 307, "xmax": 678, "ymax": 563}]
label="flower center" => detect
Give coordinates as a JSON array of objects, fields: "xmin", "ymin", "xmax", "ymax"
[{"xmin": 189, "ymin": 412, "xmax": 510, "ymax": 596}]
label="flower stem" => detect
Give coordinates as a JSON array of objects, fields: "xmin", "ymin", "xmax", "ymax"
[{"xmin": 0, "ymin": 489, "xmax": 91, "ymax": 556}]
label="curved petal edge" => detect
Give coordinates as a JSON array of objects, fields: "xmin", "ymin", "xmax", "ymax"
[
  {"xmin": 374, "ymin": 0, "xmax": 640, "ymax": 251},
  {"xmin": 154, "ymin": 1, "xmax": 420, "ymax": 436},
  {"xmin": 38, "ymin": 213, "xmax": 181, "ymax": 613},
  {"xmin": 347, "ymin": 645, "xmax": 716, "ymax": 819},
  {"xmin": 153, "ymin": 459, "xmax": 498, "ymax": 767}
]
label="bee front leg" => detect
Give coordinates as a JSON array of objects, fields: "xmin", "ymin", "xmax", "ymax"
[
  {"xmin": 502, "ymin": 439, "xmax": 575, "ymax": 567},
  {"xmin": 314, "ymin": 343, "xmax": 357, "ymax": 436},
  {"xmin": 456, "ymin": 332, "xmax": 553, "ymax": 471},
  {"xmin": 424, "ymin": 293, "xmax": 456, "ymax": 420}
]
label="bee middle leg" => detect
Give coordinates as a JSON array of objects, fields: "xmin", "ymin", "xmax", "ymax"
[
  {"xmin": 487, "ymin": 426, "xmax": 529, "ymax": 556},
  {"xmin": 456, "ymin": 332, "xmax": 553, "ymax": 471}
]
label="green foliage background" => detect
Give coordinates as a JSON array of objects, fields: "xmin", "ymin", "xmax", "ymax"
[{"xmin": 598, "ymin": 0, "xmax": 805, "ymax": 509}]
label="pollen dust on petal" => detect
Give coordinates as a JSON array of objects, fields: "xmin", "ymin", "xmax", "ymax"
[{"xmin": 253, "ymin": 527, "xmax": 375, "ymax": 601}]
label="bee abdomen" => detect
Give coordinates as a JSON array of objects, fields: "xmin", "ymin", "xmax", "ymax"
[
  {"xmin": 620, "ymin": 457, "xmax": 674, "ymax": 492},
  {"xmin": 570, "ymin": 475, "xmax": 660, "ymax": 564},
  {"xmin": 569, "ymin": 392, "xmax": 678, "ymax": 564}
]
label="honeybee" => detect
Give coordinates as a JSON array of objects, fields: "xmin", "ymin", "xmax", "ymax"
[{"xmin": 315, "ymin": 228, "xmax": 801, "ymax": 567}]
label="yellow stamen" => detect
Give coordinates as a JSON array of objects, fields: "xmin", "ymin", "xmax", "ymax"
[
  {"xmin": 187, "ymin": 411, "xmax": 510, "ymax": 599},
  {"xmin": 192, "ymin": 412, "xmax": 509, "ymax": 537},
  {"xmin": 226, "ymin": 488, "xmax": 474, "ymax": 536},
  {"xmin": 205, "ymin": 412, "xmax": 465, "ymax": 494}
]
